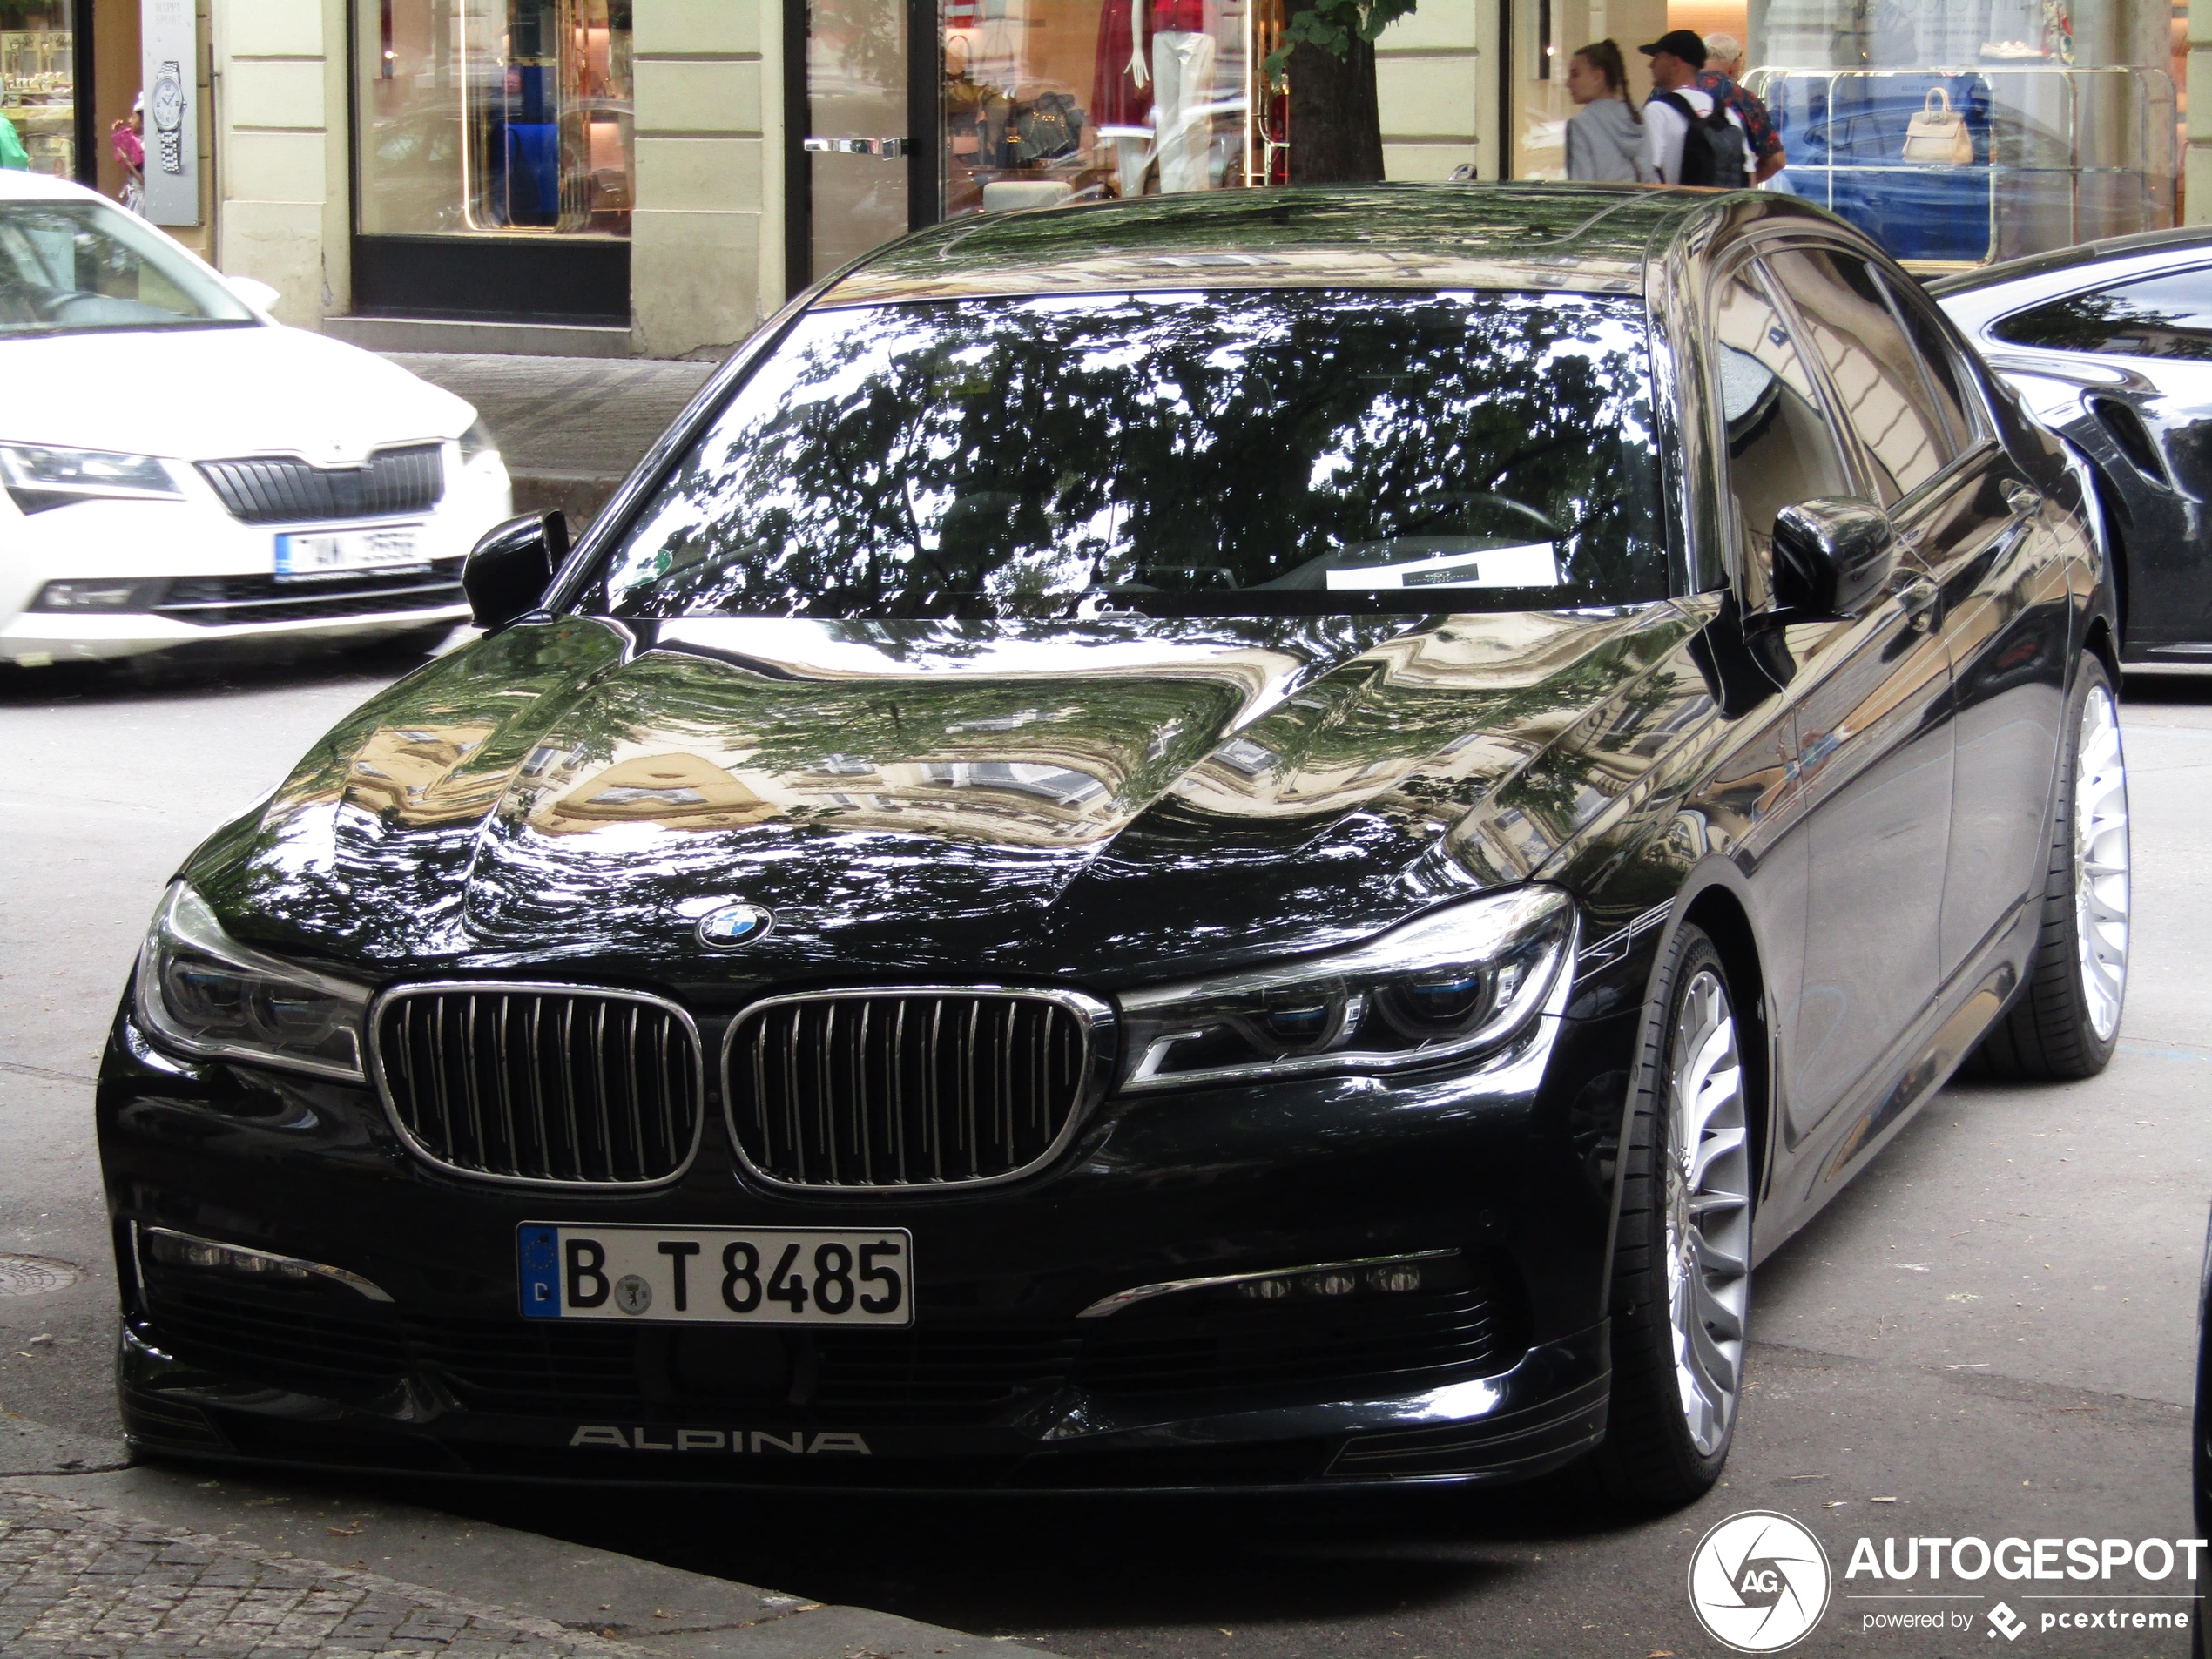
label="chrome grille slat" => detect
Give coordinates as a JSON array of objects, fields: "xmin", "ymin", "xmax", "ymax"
[
  {"xmin": 722, "ymin": 988, "xmax": 1105, "ymax": 1190},
  {"xmin": 197, "ymin": 444, "xmax": 445, "ymax": 525},
  {"xmin": 374, "ymin": 985, "xmax": 702, "ymax": 1187}
]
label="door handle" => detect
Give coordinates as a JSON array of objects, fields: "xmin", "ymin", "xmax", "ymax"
[{"xmin": 804, "ymin": 137, "xmax": 913, "ymax": 158}]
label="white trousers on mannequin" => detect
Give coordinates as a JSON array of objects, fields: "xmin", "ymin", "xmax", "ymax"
[
  {"xmin": 1150, "ymin": 29, "xmax": 1217, "ymax": 193},
  {"xmin": 1101, "ymin": 129, "xmax": 1151, "ymax": 199}
]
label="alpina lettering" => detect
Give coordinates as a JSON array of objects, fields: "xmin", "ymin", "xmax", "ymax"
[{"xmin": 567, "ymin": 1425, "xmax": 873, "ymax": 1455}]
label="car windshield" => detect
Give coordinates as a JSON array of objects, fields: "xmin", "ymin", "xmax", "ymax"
[
  {"xmin": 0, "ymin": 199, "xmax": 257, "ymax": 338},
  {"xmin": 591, "ymin": 289, "xmax": 1669, "ymax": 620}
]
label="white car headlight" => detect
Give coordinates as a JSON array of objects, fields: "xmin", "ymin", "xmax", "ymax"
[
  {"xmin": 0, "ymin": 442, "xmax": 182, "ymax": 513},
  {"xmin": 1117, "ymin": 887, "xmax": 1576, "ymax": 1092},
  {"xmin": 134, "ymin": 883, "xmax": 372, "ymax": 1081},
  {"xmin": 459, "ymin": 419, "xmax": 501, "ymax": 466}
]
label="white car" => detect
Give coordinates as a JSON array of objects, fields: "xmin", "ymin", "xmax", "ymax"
[{"xmin": 0, "ymin": 170, "xmax": 510, "ymax": 666}]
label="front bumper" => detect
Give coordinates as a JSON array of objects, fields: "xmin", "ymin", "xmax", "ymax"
[
  {"xmin": 98, "ymin": 994, "xmax": 1636, "ymax": 1492},
  {"xmin": 0, "ymin": 449, "xmax": 506, "ymax": 664}
]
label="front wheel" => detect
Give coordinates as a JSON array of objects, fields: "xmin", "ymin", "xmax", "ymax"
[
  {"xmin": 1969, "ymin": 656, "xmax": 2130, "ymax": 1080},
  {"xmin": 1588, "ymin": 922, "xmax": 1756, "ymax": 1513}
]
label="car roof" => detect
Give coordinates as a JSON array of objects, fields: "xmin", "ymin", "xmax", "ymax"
[
  {"xmin": 1926, "ymin": 224, "xmax": 2212, "ymax": 300},
  {"xmin": 0, "ymin": 170, "xmax": 117, "ymax": 206},
  {"xmin": 814, "ymin": 183, "xmax": 1831, "ymax": 307}
]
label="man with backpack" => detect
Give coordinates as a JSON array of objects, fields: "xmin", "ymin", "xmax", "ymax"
[{"xmin": 1638, "ymin": 30, "xmax": 1752, "ymax": 189}]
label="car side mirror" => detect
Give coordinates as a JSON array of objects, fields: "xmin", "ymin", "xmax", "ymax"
[
  {"xmin": 1769, "ymin": 497, "xmax": 1895, "ymax": 620},
  {"xmin": 463, "ymin": 510, "xmax": 568, "ymax": 633}
]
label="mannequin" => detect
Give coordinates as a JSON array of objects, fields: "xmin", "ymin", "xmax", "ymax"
[
  {"xmin": 1148, "ymin": 0, "xmax": 1216, "ymax": 193},
  {"xmin": 1091, "ymin": 0, "xmax": 1154, "ymax": 197}
]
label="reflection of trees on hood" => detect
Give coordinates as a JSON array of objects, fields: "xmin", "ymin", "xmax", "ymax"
[{"xmin": 607, "ymin": 291, "xmax": 1665, "ymax": 620}]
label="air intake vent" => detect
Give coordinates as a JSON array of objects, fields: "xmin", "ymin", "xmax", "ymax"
[
  {"xmin": 723, "ymin": 990, "xmax": 1109, "ymax": 1190},
  {"xmin": 373, "ymin": 985, "xmax": 704, "ymax": 1186},
  {"xmin": 198, "ymin": 444, "xmax": 445, "ymax": 524}
]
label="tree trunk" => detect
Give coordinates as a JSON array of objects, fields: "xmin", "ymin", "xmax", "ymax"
[{"xmin": 1286, "ymin": 32, "xmax": 1386, "ymax": 185}]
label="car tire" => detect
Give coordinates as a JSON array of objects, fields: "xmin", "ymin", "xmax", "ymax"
[
  {"xmin": 1587, "ymin": 921, "xmax": 1755, "ymax": 1513},
  {"xmin": 1967, "ymin": 656, "xmax": 2129, "ymax": 1082}
]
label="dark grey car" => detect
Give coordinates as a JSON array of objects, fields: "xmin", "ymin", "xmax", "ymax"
[{"xmin": 1933, "ymin": 227, "xmax": 2212, "ymax": 672}]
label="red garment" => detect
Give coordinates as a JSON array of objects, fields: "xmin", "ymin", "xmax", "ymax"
[
  {"xmin": 1153, "ymin": 0, "xmax": 1208, "ymax": 31},
  {"xmin": 1091, "ymin": 0, "xmax": 1152, "ymax": 129}
]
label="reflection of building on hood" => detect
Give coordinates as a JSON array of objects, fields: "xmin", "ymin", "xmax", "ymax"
[
  {"xmin": 341, "ymin": 724, "xmax": 498, "ymax": 824},
  {"xmin": 527, "ymin": 741, "xmax": 1122, "ymax": 845}
]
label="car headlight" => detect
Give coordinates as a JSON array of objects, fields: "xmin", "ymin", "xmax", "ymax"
[
  {"xmin": 459, "ymin": 418, "xmax": 501, "ymax": 465},
  {"xmin": 0, "ymin": 443, "xmax": 181, "ymax": 514},
  {"xmin": 134, "ymin": 883, "xmax": 371, "ymax": 1080},
  {"xmin": 1117, "ymin": 887, "xmax": 1576, "ymax": 1092}
]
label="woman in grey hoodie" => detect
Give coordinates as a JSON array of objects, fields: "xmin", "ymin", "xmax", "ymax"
[{"xmin": 1565, "ymin": 41, "xmax": 1654, "ymax": 182}]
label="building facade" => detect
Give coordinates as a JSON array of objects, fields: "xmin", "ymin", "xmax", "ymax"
[{"xmin": 3, "ymin": 0, "xmax": 2207, "ymax": 358}]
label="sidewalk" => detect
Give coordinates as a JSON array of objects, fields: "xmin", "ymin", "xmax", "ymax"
[
  {"xmin": 1, "ymin": 1458, "xmax": 1066, "ymax": 1659},
  {"xmin": 384, "ymin": 354, "xmax": 720, "ymax": 533}
]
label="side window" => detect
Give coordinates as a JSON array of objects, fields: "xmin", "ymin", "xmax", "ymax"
[
  {"xmin": 1991, "ymin": 266, "xmax": 2212, "ymax": 363},
  {"xmin": 1763, "ymin": 246, "xmax": 1959, "ymax": 506},
  {"xmin": 1882, "ymin": 273, "xmax": 1986, "ymax": 451},
  {"xmin": 1712, "ymin": 262, "xmax": 1857, "ymax": 600}
]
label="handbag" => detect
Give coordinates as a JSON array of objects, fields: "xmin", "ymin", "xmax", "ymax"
[
  {"xmin": 1901, "ymin": 86, "xmax": 1974, "ymax": 165},
  {"xmin": 1011, "ymin": 91, "xmax": 1083, "ymax": 165}
]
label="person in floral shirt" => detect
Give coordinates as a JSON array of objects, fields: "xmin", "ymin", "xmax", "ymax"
[{"xmin": 1697, "ymin": 32, "xmax": 1785, "ymax": 184}]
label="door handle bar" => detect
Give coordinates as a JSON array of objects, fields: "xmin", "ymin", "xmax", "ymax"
[{"xmin": 804, "ymin": 137, "xmax": 913, "ymax": 157}]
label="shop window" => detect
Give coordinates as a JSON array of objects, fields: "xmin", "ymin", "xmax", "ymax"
[
  {"xmin": 1740, "ymin": 0, "xmax": 2177, "ymax": 266},
  {"xmin": 356, "ymin": 0, "xmax": 633, "ymax": 239},
  {"xmin": 1, "ymin": 1, "xmax": 74, "ymax": 179},
  {"xmin": 940, "ymin": 0, "xmax": 1284, "ymax": 219}
]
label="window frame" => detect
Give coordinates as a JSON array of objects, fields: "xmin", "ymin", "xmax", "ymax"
[
  {"xmin": 1751, "ymin": 235, "xmax": 1989, "ymax": 519},
  {"xmin": 1703, "ymin": 242, "xmax": 1867, "ymax": 612}
]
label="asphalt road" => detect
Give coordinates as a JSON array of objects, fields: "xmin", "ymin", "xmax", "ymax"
[{"xmin": 3, "ymin": 645, "xmax": 2209, "ymax": 1659}]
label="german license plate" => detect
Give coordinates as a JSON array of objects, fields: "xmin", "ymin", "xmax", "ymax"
[
  {"xmin": 273, "ymin": 524, "xmax": 425, "ymax": 581},
  {"xmin": 517, "ymin": 1224, "xmax": 913, "ymax": 1326}
]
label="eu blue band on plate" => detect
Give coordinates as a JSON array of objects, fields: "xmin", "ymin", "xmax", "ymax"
[{"xmin": 517, "ymin": 1224, "xmax": 561, "ymax": 1318}]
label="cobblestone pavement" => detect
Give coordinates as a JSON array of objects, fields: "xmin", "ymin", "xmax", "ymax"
[
  {"xmin": 382, "ymin": 354, "xmax": 718, "ymax": 530},
  {"xmin": 0, "ymin": 1488, "xmax": 651, "ymax": 1658}
]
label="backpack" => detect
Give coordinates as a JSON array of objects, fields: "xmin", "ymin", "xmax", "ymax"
[{"xmin": 1652, "ymin": 91, "xmax": 1750, "ymax": 187}]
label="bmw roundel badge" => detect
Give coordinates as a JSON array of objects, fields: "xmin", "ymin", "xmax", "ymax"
[{"xmin": 697, "ymin": 902, "xmax": 774, "ymax": 950}]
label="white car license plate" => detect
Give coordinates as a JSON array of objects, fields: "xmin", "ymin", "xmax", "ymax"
[
  {"xmin": 273, "ymin": 525, "xmax": 426, "ymax": 582},
  {"xmin": 517, "ymin": 1224, "xmax": 913, "ymax": 1326}
]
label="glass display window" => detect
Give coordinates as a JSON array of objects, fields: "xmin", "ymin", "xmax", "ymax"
[
  {"xmin": 1737, "ymin": 0, "xmax": 2176, "ymax": 266},
  {"xmin": 356, "ymin": 0, "xmax": 633, "ymax": 239},
  {"xmin": 938, "ymin": 0, "xmax": 1283, "ymax": 219},
  {"xmin": 2, "ymin": 1, "xmax": 76, "ymax": 179}
]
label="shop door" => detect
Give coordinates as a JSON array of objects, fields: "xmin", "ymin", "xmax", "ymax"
[{"xmin": 794, "ymin": 0, "xmax": 932, "ymax": 289}]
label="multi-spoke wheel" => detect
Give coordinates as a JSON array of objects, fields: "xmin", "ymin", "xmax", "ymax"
[
  {"xmin": 1662, "ymin": 967, "xmax": 1752, "ymax": 1459},
  {"xmin": 1588, "ymin": 921, "xmax": 1756, "ymax": 1511},
  {"xmin": 1971, "ymin": 657, "xmax": 2129, "ymax": 1081}
]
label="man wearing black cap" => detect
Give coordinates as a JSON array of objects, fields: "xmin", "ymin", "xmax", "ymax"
[{"xmin": 1637, "ymin": 30, "xmax": 1753, "ymax": 188}]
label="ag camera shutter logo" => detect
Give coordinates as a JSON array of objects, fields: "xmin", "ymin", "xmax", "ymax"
[{"xmin": 1688, "ymin": 1510, "xmax": 1833, "ymax": 1652}]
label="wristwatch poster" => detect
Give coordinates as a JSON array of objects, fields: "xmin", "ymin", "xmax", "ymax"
[{"xmin": 152, "ymin": 60, "xmax": 185, "ymax": 174}]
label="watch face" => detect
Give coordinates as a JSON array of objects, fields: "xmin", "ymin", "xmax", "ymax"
[{"xmin": 152, "ymin": 74, "xmax": 183, "ymax": 129}]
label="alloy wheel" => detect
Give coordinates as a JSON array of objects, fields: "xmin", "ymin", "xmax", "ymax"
[
  {"xmin": 1661, "ymin": 968, "xmax": 1753, "ymax": 1458},
  {"xmin": 2074, "ymin": 684, "xmax": 2131, "ymax": 1042}
]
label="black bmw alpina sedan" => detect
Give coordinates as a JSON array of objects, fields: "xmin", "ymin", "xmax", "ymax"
[{"xmin": 100, "ymin": 184, "xmax": 2127, "ymax": 1509}]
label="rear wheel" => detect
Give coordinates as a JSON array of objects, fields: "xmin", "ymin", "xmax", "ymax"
[
  {"xmin": 1588, "ymin": 922, "xmax": 1755, "ymax": 1512},
  {"xmin": 1969, "ymin": 658, "xmax": 2129, "ymax": 1080}
]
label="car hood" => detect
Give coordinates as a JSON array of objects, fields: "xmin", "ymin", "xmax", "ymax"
[
  {"xmin": 191, "ymin": 605, "xmax": 1708, "ymax": 991},
  {"xmin": 0, "ymin": 324, "xmax": 473, "ymax": 460}
]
